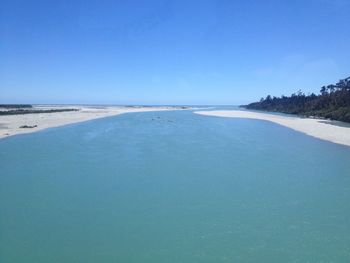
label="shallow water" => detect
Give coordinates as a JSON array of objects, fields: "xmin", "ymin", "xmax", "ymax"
[{"xmin": 1, "ymin": 110, "xmax": 350, "ymax": 263}]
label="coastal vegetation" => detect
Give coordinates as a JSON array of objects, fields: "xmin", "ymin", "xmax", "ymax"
[
  {"xmin": 0, "ymin": 104, "xmax": 33, "ymax": 109},
  {"xmin": 0, "ymin": 104, "xmax": 79, "ymax": 116},
  {"xmin": 19, "ymin": 125, "xmax": 38, "ymax": 129},
  {"xmin": 243, "ymin": 76, "xmax": 350, "ymax": 123}
]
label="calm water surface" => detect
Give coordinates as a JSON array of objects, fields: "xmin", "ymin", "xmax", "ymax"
[{"xmin": 1, "ymin": 110, "xmax": 350, "ymax": 263}]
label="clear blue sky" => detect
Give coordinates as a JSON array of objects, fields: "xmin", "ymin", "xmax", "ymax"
[{"xmin": 1, "ymin": 0, "xmax": 349, "ymax": 105}]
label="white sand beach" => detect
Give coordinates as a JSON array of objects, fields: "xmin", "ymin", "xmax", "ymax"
[
  {"xmin": 195, "ymin": 110, "xmax": 350, "ymax": 147},
  {"xmin": 0, "ymin": 106, "xmax": 181, "ymax": 139}
]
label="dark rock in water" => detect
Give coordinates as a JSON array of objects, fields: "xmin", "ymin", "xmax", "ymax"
[{"xmin": 19, "ymin": 125, "xmax": 37, "ymax": 129}]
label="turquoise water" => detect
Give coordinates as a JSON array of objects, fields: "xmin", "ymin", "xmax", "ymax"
[{"xmin": 1, "ymin": 110, "xmax": 350, "ymax": 263}]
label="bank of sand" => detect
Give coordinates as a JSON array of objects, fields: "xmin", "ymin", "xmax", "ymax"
[
  {"xmin": 195, "ymin": 110, "xmax": 350, "ymax": 147},
  {"xmin": 0, "ymin": 106, "xmax": 181, "ymax": 139}
]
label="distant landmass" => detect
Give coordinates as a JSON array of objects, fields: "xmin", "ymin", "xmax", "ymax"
[{"xmin": 242, "ymin": 76, "xmax": 350, "ymax": 123}]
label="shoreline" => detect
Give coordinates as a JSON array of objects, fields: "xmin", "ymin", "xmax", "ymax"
[
  {"xmin": 0, "ymin": 106, "xmax": 183, "ymax": 139},
  {"xmin": 195, "ymin": 110, "xmax": 350, "ymax": 147}
]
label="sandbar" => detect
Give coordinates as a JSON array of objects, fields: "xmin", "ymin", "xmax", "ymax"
[
  {"xmin": 195, "ymin": 110, "xmax": 350, "ymax": 147},
  {"xmin": 0, "ymin": 105, "xmax": 182, "ymax": 139}
]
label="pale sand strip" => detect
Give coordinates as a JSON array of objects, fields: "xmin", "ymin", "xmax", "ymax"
[
  {"xmin": 195, "ymin": 110, "xmax": 350, "ymax": 147},
  {"xmin": 0, "ymin": 106, "xmax": 180, "ymax": 139}
]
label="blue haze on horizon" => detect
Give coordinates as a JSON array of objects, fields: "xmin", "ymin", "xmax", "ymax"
[{"xmin": 0, "ymin": 0, "xmax": 349, "ymax": 105}]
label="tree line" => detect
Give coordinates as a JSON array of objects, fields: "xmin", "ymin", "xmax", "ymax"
[
  {"xmin": 0, "ymin": 108, "xmax": 79, "ymax": 116},
  {"xmin": 242, "ymin": 76, "xmax": 350, "ymax": 123},
  {"xmin": 0, "ymin": 104, "xmax": 33, "ymax": 109}
]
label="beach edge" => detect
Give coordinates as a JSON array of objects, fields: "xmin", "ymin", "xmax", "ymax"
[{"xmin": 195, "ymin": 110, "xmax": 350, "ymax": 147}]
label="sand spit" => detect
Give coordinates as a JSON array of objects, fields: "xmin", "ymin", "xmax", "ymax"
[
  {"xmin": 195, "ymin": 110, "xmax": 350, "ymax": 147},
  {"xmin": 0, "ymin": 106, "xmax": 182, "ymax": 139}
]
